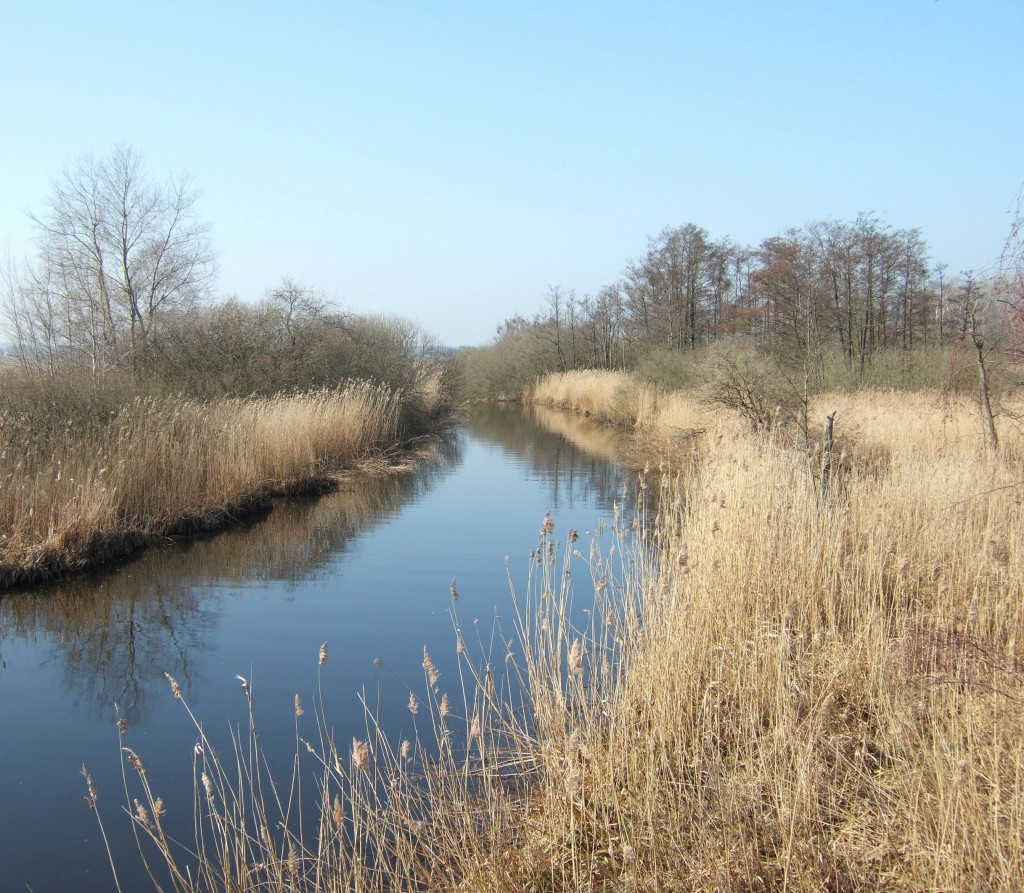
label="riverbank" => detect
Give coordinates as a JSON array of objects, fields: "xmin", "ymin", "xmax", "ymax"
[
  {"xmin": 519, "ymin": 370, "xmax": 1024, "ymax": 889},
  {"xmin": 99, "ymin": 375, "xmax": 1024, "ymax": 891},
  {"xmin": 0, "ymin": 381, "xmax": 446, "ymax": 589}
]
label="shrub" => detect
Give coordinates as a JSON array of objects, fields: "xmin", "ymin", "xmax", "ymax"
[{"xmin": 697, "ymin": 340, "xmax": 802, "ymax": 428}]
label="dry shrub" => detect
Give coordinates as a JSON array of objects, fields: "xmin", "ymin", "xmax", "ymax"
[{"xmin": 697, "ymin": 340, "xmax": 803, "ymax": 429}]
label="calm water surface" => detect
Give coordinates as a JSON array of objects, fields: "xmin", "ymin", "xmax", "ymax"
[{"xmin": 0, "ymin": 404, "xmax": 634, "ymax": 893}]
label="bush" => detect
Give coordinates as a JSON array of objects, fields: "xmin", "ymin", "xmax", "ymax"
[
  {"xmin": 457, "ymin": 332, "xmax": 562, "ymax": 401},
  {"xmin": 633, "ymin": 347, "xmax": 702, "ymax": 391},
  {"xmin": 813, "ymin": 346, "xmax": 976, "ymax": 393},
  {"xmin": 698, "ymin": 340, "xmax": 803, "ymax": 429}
]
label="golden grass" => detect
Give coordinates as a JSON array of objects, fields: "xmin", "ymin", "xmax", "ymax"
[
  {"xmin": 94, "ymin": 374, "xmax": 1024, "ymax": 891},
  {"xmin": 603, "ymin": 406, "xmax": 1024, "ymax": 889},
  {"xmin": 526, "ymin": 369, "xmax": 637, "ymax": 423},
  {"xmin": 0, "ymin": 383, "xmax": 404, "ymax": 587},
  {"xmin": 812, "ymin": 388, "xmax": 1024, "ymax": 466},
  {"xmin": 529, "ymin": 370, "xmax": 710, "ymax": 467}
]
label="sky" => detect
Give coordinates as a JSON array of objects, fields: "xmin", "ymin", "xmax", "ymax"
[{"xmin": 1, "ymin": 1, "xmax": 1021, "ymax": 347}]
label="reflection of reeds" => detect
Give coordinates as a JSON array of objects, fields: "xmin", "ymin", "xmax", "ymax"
[
  {"xmin": 526, "ymin": 404, "xmax": 624, "ymax": 461},
  {"xmin": 467, "ymin": 403, "xmax": 631, "ymax": 511},
  {"xmin": 0, "ymin": 383, "xmax": 407, "ymax": 587},
  {"xmin": 0, "ymin": 436, "xmax": 456, "ymax": 722}
]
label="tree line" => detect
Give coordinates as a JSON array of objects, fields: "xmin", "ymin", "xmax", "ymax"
[
  {"xmin": 1, "ymin": 145, "xmax": 454, "ymax": 407},
  {"xmin": 463, "ymin": 212, "xmax": 1022, "ymax": 399}
]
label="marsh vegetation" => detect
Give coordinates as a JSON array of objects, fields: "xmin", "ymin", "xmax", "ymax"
[
  {"xmin": 4, "ymin": 148, "xmax": 1023, "ymax": 890},
  {"xmin": 84, "ymin": 373, "xmax": 1024, "ymax": 892}
]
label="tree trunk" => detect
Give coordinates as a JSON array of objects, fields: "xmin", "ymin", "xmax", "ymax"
[{"xmin": 974, "ymin": 335, "xmax": 999, "ymax": 455}]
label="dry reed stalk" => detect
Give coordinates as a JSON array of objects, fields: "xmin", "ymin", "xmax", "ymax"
[
  {"xmin": 0, "ymin": 383, "xmax": 406, "ymax": 587},
  {"xmin": 527, "ymin": 370, "xmax": 635, "ymax": 421},
  {"xmin": 91, "ymin": 384, "xmax": 1024, "ymax": 891}
]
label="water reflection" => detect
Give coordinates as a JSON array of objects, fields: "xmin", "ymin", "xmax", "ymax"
[
  {"xmin": 0, "ymin": 407, "xmax": 637, "ymax": 893},
  {"xmin": 467, "ymin": 403, "xmax": 632, "ymax": 512},
  {"xmin": 0, "ymin": 435, "xmax": 462, "ymax": 723}
]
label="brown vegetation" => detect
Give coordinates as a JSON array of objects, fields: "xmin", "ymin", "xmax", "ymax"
[
  {"xmin": 90, "ymin": 376, "xmax": 1024, "ymax": 890},
  {"xmin": 0, "ymin": 378, "xmax": 420, "ymax": 588}
]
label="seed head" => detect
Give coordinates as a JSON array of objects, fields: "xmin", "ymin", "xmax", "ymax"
[
  {"xmin": 407, "ymin": 692, "xmax": 419, "ymax": 714},
  {"xmin": 568, "ymin": 639, "xmax": 584, "ymax": 676},
  {"xmin": 352, "ymin": 738, "xmax": 370, "ymax": 772},
  {"xmin": 318, "ymin": 642, "xmax": 329, "ymax": 665},
  {"xmin": 439, "ymin": 693, "xmax": 452, "ymax": 718},
  {"xmin": 165, "ymin": 673, "xmax": 183, "ymax": 700},
  {"xmin": 123, "ymin": 747, "xmax": 147, "ymax": 777},
  {"xmin": 235, "ymin": 674, "xmax": 251, "ymax": 700},
  {"xmin": 294, "ymin": 694, "xmax": 304, "ymax": 717},
  {"xmin": 422, "ymin": 647, "xmax": 440, "ymax": 686},
  {"xmin": 82, "ymin": 767, "xmax": 98, "ymax": 810}
]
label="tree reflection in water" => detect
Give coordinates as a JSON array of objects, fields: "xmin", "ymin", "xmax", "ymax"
[{"xmin": 469, "ymin": 402, "xmax": 633, "ymax": 512}]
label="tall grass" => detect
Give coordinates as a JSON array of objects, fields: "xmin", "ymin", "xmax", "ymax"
[
  {"xmin": 94, "ymin": 379, "xmax": 1024, "ymax": 891},
  {"xmin": 524, "ymin": 375, "xmax": 1024, "ymax": 889},
  {"xmin": 0, "ymin": 382, "xmax": 403, "ymax": 587},
  {"xmin": 96, "ymin": 502, "xmax": 646, "ymax": 892},
  {"xmin": 528, "ymin": 369, "xmax": 709, "ymax": 465}
]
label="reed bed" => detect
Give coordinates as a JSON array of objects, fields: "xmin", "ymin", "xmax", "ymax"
[
  {"xmin": 526, "ymin": 369, "xmax": 638, "ymax": 424},
  {"xmin": 529, "ymin": 370, "xmax": 710, "ymax": 467},
  {"xmin": 0, "ymin": 382, "xmax": 403, "ymax": 587},
  {"xmin": 604, "ymin": 405, "xmax": 1024, "ymax": 890},
  {"xmin": 94, "ymin": 376, "xmax": 1024, "ymax": 891}
]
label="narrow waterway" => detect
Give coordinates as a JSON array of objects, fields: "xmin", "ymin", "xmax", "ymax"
[{"xmin": 0, "ymin": 404, "xmax": 635, "ymax": 893}]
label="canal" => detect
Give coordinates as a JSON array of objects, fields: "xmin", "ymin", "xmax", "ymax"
[{"xmin": 0, "ymin": 403, "xmax": 637, "ymax": 892}]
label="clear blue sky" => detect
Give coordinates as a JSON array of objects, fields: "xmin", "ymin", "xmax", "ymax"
[{"xmin": 1, "ymin": 1, "xmax": 1021, "ymax": 347}]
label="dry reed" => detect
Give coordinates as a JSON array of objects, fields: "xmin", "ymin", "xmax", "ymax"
[
  {"xmin": 92, "ymin": 374, "xmax": 1024, "ymax": 891},
  {"xmin": 0, "ymin": 382, "xmax": 404, "ymax": 587}
]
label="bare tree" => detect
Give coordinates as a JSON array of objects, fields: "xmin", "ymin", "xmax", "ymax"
[
  {"xmin": 997, "ymin": 185, "xmax": 1024, "ymax": 364},
  {"xmin": 958, "ymin": 273, "xmax": 1000, "ymax": 454},
  {"xmin": 5, "ymin": 145, "xmax": 216, "ymax": 374}
]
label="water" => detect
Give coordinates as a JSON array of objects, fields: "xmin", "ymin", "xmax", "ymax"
[{"xmin": 0, "ymin": 404, "xmax": 635, "ymax": 893}]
